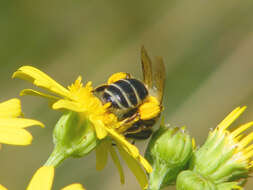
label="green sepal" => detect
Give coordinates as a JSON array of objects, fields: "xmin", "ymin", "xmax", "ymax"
[
  {"xmin": 45, "ymin": 111, "xmax": 98, "ymax": 166},
  {"xmin": 176, "ymin": 170, "xmax": 217, "ymax": 190}
]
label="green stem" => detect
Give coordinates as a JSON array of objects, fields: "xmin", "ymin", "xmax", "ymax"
[
  {"xmin": 148, "ymin": 163, "xmax": 168, "ymax": 190},
  {"xmin": 44, "ymin": 146, "xmax": 67, "ymax": 167}
]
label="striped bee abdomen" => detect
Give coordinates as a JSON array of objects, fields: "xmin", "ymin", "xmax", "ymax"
[{"xmin": 103, "ymin": 78, "xmax": 148, "ymax": 110}]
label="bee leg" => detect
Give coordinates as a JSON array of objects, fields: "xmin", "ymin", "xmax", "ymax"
[
  {"xmin": 138, "ymin": 96, "xmax": 161, "ymax": 120},
  {"xmin": 125, "ymin": 127, "xmax": 153, "ymax": 140},
  {"xmin": 107, "ymin": 72, "xmax": 131, "ymax": 84},
  {"xmin": 118, "ymin": 112, "xmax": 140, "ymax": 134},
  {"xmin": 121, "ymin": 112, "xmax": 140, "ymax": 125}
]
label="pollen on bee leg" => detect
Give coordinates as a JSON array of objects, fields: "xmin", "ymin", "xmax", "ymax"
[
  {"xmin": 103, "ymin": 102, "xmax": 112, "ymax": 109},
  {"xmin": 117, "ymin": 113, "xmax": 140, "ymax": 133},
  {"xmin": 138, "ymin": 96, "xmax": 161, "ymax": 120},
  {"xmin": 107, "ymin": 72, "xmax": 130, "ymax": 84}
]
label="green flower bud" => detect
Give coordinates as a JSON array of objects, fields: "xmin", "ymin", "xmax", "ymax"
[
  {"xmin": 189, "ymin": 128, "xmax": 248, "ymax": 184},
  {"xmin": 176, "ymin": 171, "xmax": 241, "ymax": 190},
  {"xmin": 45, "ymin": 111, "xmax": 98, "ymax": 166},
  {"xmin": 189, "ymin": 107, "xmax": 253, "ymax": 185},
  {"xmin": 145, "ymin": 126, "xmax": 193, "ymax": 190},
  {"xmin": 176, "ymin": 170, "xmax": 217, "ymax": 190}
]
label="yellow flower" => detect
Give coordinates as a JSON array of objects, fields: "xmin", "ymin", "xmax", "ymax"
[
  {"xmin": 214, "ymin": 106, "xmax": 253, "ymax": 169},
  {"xmin": 190, "ymin": 106, "xmax": 253, "ymax": 186},
  {"xmin": 13, "ymin": 66, "xmax": 152, "ymax": 189},
  {"xmin": 0, "ymin": 166, "xmax": 85, "ymax": 190},
  {"xmin": 0, "ymin": 98, "xmax": 43, "ymax": 146}
]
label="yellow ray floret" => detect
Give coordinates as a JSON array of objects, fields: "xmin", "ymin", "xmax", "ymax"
[
  {"xmin": 26, "ymin": 166, "xmax": 85, "ymax": 190},
  {"xmin": 217, "ymin": 106, "xmax": 247, "ymax": 132},
  {"xmin": 0, "ymin": 184, "xmax": 7, "ymax": 190},
  {"xmin": 0, "ymin": 98, "xmax": 21, "ymax": 118},
  {"xmin": 215, "ymin": 106, "xmax": 253, "ymax": 168},
  {"xmin": 108, "ymin": 144, "xmax": 125, "ymax": 184},
  {"xmin": 231, "ymin": 122, "xmax": 253, "ymax": 139},
  {"xmin": 0, "ymin": 98, "xmax": 43, "ymax": 146},
  {"xmin": 13, "ymin": 66, "xmax": 70, "ymax": 98},
  {"xmin": 61, "ymin": 184, "xmax": 86, "ymax": 190}
]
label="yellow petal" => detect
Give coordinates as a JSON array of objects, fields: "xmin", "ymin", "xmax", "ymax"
[
  {"xmin": 108, "ymin": 144, "xmax": 125, "ymax": 184},
  {"xmin": 20, "ymin": 89, "xmax": 60, "ymax": 102},
  {"xmin": 90, "ymin": 116, "xmax": 108, "ymax": 139},
  {"xmin": 0, "ymin": 98, "xmax": 21, "ymax": 118},
  {"xmin": 0, "ymin": 184, "xmax": 8, "ymax": 190},
  {"xmin": 53, "ymin": 99, "xmax": 87, "ymax": 112},
  {"xmin": 138, "ymin": 156, "xmax": 152, "ymax": 173},
  {"xmin": 117, "ymin": 145, "xmax": 148, "ymax": 190},
  {"xmin": 243, "ymin": 149, "xmax": 253, "ymax": 160},
  {"xmin": 61, "ymin": 183, "xmax": 85, "ymax": 190},
  {"xmin": 243, "ymin": 143, "xmax": 253, "ymax": 154},
  {"xmin": 26, "ymin": 166, "xmax": 54, "ymax": 190},
  {"xmin": 0, "ymin": 127, "xmax": 32, "ymax": 145},
  {"xmin": 218, "ymin": 106, "xmax": 246, "ymax": 131},
  {"xmin": 250, "ymin": 160, "xmax": 253, "ymax": 168},
  {"xmin": 13, "ymin": 66, "xmax": 70, "ymax": 98},
  {"xmin": 0, "ymin": 118, "xmax": 44, "ymax": 129},
  {"xmin": 105, "ymin": 127, "xmax": 139, "ymax": 158},
  {"xmin": 239, "ymin": 132, "xmax": 253, "ymax": 148},
  {"xmin": 96, "ymin": 140, "xmax": 109, "ymax": 171},
  {"xmin": 231, "ymin": 122, "xmax": 253, "ymax": 138}
]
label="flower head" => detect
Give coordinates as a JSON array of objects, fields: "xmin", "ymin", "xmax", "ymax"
[
  {"xmin": 190, "ymin": 106, "xmax": 253, "ymax": 186},
  {"xmin": 13, "ymin": 66, "xmax": 152, "ymax": 189},
  {"xmin": 0, "ymin": 98, "xmax": 43, "ymax": 146}
]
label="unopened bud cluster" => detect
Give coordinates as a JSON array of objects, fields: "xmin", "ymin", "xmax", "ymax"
[
  {"xmin": 145, "ymin": 126, "xmax": 192, "ymax": 190},
  {"xmin": 146, "ymin": 107, "xmax": 252, "ymax": 190}
]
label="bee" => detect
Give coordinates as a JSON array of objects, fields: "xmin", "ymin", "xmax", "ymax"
[{"xmin": 94, "ymin": 46, "xmax": 165, "ymax": 140}]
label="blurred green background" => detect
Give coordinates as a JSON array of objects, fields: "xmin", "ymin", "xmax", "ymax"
[{"xmin": 0, "ymin": 0, "xmax": 253, "ymax": 189}]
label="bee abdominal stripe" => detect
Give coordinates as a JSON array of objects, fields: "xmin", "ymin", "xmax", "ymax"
[{"xmin": 103, "ymin": 79, "xmax": 148, "ymax": 110}]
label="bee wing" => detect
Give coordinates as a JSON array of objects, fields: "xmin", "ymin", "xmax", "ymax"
[
  {"xmin": 152, "ymin": 56, "xmax": 166, "ymax": 103},
  {"xmin": 141, "ymin": 46, "xmax": 166, "ymax": 103},
  {"xmin": 141, "ymin": 46, "xmax": 153, "ymax": 89}
]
